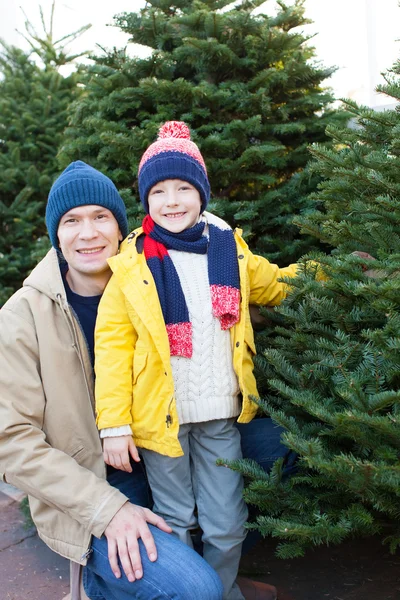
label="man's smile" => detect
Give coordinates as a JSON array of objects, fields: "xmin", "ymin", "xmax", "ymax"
[{"xmin": 77, "ymin": 247, "xmax": 105, "ymax": 254}]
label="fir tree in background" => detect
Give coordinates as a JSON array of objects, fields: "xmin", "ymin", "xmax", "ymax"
[
  {"xmin": 61, "ymin": 0, "xmax": 345, "ymax": 263},
  {"xmin": 231, "ymin": 57, "xmax": 400, "ymax": 558},
  {"xmin": 0, "ymin": 2, "xmax": 90, "ymax": 304}
]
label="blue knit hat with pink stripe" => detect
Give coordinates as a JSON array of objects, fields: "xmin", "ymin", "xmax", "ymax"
[{"xmin": 138, "ymin": 121, "xmax": 210, "ymax": 214}]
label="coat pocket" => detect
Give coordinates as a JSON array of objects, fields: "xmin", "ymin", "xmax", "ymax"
[
  {"xmin": 244, "ymin": 327, "xmax": 257, "ymax": 355},
  {"xmin": 133, "ymin": 351, "xmax": 148, "ymax": 386}
]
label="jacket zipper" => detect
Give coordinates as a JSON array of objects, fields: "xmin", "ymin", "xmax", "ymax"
[
  {"xmin": 56, "ymin": 294, "xmax": 94, "ymax": 408},
  {"xmin": 165, "ymin": 396, "xmax": 174, "ymax": 428},
  {"xmin": 81, "ymin": 548, "xmax": 93, "ymax": 561}
]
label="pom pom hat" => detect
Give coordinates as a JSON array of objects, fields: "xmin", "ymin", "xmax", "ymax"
[
  {"xmin": 46, "ymin": 161, "xmax": 129, "ymax": 249},
  {"xmin": 138, "ymin": 121, "xmax": 210, "ymax": 213}
]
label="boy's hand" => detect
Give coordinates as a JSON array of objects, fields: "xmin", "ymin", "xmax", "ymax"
[
  {"xmin": 105, "ymin": 502, "xmax": 172, "ymax": 582},
  {"xmin": 103, "ymin": 435, "xmax": 140, "ymax": 472},
  {"xmin": 351, "ymin": 250, "xmax": 375, "ymax": 270}
]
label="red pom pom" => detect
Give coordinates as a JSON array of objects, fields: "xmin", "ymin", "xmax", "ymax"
[{"xmin": 158, "ymin": 121, "xmax": 191, "ymax": 140}]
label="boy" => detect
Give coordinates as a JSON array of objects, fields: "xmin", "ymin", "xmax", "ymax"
[{"xmin": 95, "ymin": 121, "xmax": 298, "ymax": 600}]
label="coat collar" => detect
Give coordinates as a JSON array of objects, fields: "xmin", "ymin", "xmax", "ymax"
[
  {"xmin": 108, "ymin": 238, "xmax": 172, "ymax": 370},
  {"xmin": 23, "ymin": 248, "xmax": 68, "ymax": 305}
]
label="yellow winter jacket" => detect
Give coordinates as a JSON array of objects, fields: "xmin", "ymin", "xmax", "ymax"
[{"xmin": 95, "ymin": 214, "xmax": 298, "ymax": 458}]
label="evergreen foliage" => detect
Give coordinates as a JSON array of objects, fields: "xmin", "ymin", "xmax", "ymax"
[
  {"xmin": 232, "ymin": 58, "xmax": 400, "ymax": 558},
  {"xmin": 0, "ymin": 3, "xmax": 89, "ymax": 304},
  {"xmin": 61, "ymin": 0, "xmax": 345, "ymax": 263}
]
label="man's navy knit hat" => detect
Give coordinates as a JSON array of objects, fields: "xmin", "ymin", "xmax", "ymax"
[
  {"xmin": 45, "ymin": 161, "xmax": 129, "ymax": 248},
  {"xmin": 138, "ymin": 121, "xmax": 210, "ymax": 214}
]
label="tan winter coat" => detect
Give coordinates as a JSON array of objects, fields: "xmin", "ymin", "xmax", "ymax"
[{"xmin": 0, "ymin": 249, "xmax": 128, "ymax": 570}]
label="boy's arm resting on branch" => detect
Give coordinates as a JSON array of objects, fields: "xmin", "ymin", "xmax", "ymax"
[
  {"xmin": 95, "ymin": 274, "xmax": 138, "ymax": 431},
  {"xmin": 0, "ymin": 306, "xmax": 127, "ymax": 538},
  {"xmin": 248, "ymin": 251, "xmax": 299, "ymax": 306},
  {"xmin": 247, "ymin": 251, "xmax": 377, "ymax": 329}
]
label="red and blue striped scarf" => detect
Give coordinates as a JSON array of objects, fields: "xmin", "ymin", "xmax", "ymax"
[{"xmin": 142, "ymin": 214, "xmax": 240, "ymax": 358}]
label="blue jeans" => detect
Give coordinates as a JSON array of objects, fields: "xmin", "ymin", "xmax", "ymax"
[
  {"xmin": 84, "ymin": 461, "xmax": 223, "ymax": 600},
  {"xmin": 236, "ymin": 417, "xmax": 297, "ymax": 478},
  {"xmin": 236, "ymin": 417, "xmax": 297, "ymax": 554}
]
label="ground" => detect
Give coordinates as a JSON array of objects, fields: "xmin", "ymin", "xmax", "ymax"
[
  {"xmin": 0, "ymin": 489, "xmax": 69, "ymax": 600},
  {"xmin": 240, "ymin": 535, "xmax": 400, "ymax": 599},
  {"xmin": 1, "ymin": 482, "xmax": 399, "ymax": 600}
]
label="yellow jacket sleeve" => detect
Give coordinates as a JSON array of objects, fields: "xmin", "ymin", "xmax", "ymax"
[
  {"xmin": 248, "ymin": 251, "xmax": 299, "ymax": 306},
  {"xmin": 95, "ymin": 274, "xmax": 137, "ymax": 430}
]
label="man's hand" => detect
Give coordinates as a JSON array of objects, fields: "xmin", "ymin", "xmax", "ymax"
[
  {"xmin": 105, "ymin": 502, "xmax": 172, "ymax": 582},
  {"xmin": 103, "ymin": 435, "xmax": 140, "ymax": 472}
]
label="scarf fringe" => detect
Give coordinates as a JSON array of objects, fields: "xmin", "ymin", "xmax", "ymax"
[
  {"xmin": 210, "ymin": 285, "xmax": 240, "ymax": 330},
  {"xmin": 166, "ymin": 322, "xmax": 193, "ymax": 358}
]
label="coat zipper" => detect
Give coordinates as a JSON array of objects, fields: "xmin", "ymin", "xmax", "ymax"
[
  {"xmin": 56, "ymin": 294, "xmax": 94, "ymax": 408},
  {"xmin": 81, "ymin": 547, "xmax": 93, "ymax": 561},
  {"xmin": 165, "ymin": 396, "xmax": 174, "ymax": 427}
]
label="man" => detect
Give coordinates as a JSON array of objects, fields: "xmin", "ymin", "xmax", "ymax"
[{"xmin": 0, "ymin": 161, "xmax": 281, "ymax": 600}]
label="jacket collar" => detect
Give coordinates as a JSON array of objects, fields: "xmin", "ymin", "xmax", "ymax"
[
  {"xmin": 108, "ymin": 233, "xmax": 172, "ymax": 370},
  {"xmin": 23, "ymin": 249, "xmax": 68, "ymax": 305}
]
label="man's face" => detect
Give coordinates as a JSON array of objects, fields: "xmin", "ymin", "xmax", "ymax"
[{"xmin": 57, "ymin": 205, "xmax": 122, "ymax": 278}]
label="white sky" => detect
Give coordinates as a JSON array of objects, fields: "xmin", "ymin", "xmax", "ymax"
[{"xmin": 0, "ymin": 0, "xmax": 399, "ymax": 108}]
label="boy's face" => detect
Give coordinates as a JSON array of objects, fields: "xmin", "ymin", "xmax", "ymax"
[{"xmin": 148, "ymin": 179, "xmax": 202, "ymax": 233}]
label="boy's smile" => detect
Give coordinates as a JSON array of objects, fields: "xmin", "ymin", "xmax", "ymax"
[{"xmin": 148, "ymin": 179, "xmax": 202, "ymax": 233}]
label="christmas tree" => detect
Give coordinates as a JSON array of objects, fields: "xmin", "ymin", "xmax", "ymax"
[
  {"xmin": 231, "ymin": 57, "xmax": 400, "ymax": 558},
  {"xmin": 0, "ymin": 2, "xmax": 90, "ymax": 304},
  {"xmin": 61, "ymin": 0, "xmax": 345, "ymax": 263}
]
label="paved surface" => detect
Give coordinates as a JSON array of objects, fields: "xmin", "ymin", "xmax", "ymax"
[
  {"xmin": 0, "ymin": 482, "xmax": 69, "ymax": 600},
  {"xmin": 1, "ymin": 480, "xmax": 400, "ymax": 600}
]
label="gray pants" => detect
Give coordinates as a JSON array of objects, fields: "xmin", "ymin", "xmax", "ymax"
[{"xmin": 141, "ymin": 418, "xmax": 248, "ymax": 600}]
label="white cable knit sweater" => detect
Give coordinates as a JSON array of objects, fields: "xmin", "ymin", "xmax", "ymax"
[{"xmin": 169, "ymin": 249, "xmax": 240, "ymax": 425}]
